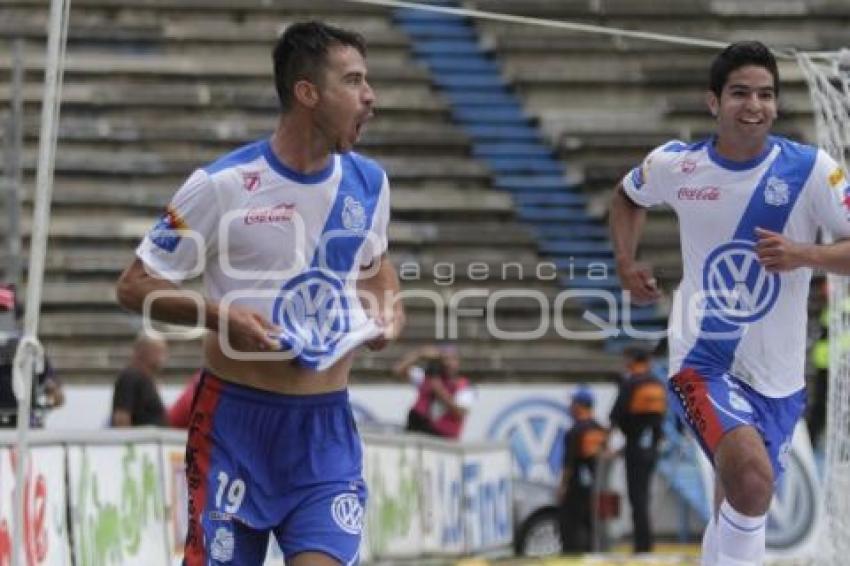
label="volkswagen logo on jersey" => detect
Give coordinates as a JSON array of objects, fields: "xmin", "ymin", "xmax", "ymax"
[
  {"xmin": 331, "ymin": 493, "xmax": 364, "ymax": 535},
  {"xmin": 703, "ymin": 241, "xmax": 780, "ymax": 324},
  {"xmin": 272, "ymin": 268, "xmax": 352, "ymax": 361},
  {"xmin": 487, "ymin": 399, "xmax": 571, "ymax": 485}
]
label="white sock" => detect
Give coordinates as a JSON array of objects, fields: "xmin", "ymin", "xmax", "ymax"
[
  {"xmin": 716, "ymin": 500, "xmax": 766, "ymax": 566},
  {"xmin": 700, "ymin": 513, "xmax": 718, "ymax": 566}
]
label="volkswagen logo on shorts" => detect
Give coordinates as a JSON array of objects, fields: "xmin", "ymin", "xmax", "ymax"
[
  {"xmin": 331, "ymin": 493, "xmax": 364, "ymax": 535},
  {"xmin": 703, "ymin": 241, "xmax": 780, "ymax": 324},
  {"xmin": 487, "ymin": 399, "xmax": 571, "ymax": 485},
  {"xmin": 272, "ymin": 268, "xmax": 351, "ymax": 356}
]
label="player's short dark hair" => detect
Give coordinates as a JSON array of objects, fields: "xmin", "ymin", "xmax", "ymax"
[
  {"xmin": 273, "ymin": 21, "xmax": 367, "ymax": 112},
  {"xmin": 709, "ymin": 41, "xmax": 779, "ymax": 99}
]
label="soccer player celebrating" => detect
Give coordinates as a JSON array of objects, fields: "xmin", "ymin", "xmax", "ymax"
[
  {"xmin": 610, "ymin": 41, "xmax": 850, "ymax": 565},
  {"xmin": 117, "ymin": 21, "xmax": 403, "ymax": 566}
]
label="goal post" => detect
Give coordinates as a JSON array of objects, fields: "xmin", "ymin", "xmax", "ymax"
[
  {"xmin": 11, "ymin": 1, "xmax": 70, "ymax": 565},
  {"xmin": 796, "ymin": 48, "xmax": 850, "ymax": 566}
]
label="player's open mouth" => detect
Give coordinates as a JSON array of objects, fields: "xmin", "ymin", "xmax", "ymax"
[{"xmin": 354, "ymin": 112, "xmax": 373, "ymax": 138}]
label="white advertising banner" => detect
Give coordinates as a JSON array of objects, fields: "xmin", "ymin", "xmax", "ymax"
[
  {"xmin": 67, "ymin": 443, "xmax": 169, "ymax": 566},
  {"xmin": 361, "ymin": 442, "xmax": 421, "ymax": 559},
  {"xmin": 418, "ymin": 447, "xmax": 463, "ymax": 554},
  {"xmin": 352, "ymin": 383, "xmax": 617, "ymax": 485},
  {"xmin": 160, "ymin": 442, "xmax": 187, "ymax": 566},
  {"xmin": 462, "ymin": 449, "xmax": 513, "ymax": 553},
  {"xmin": 0, "ymin": 446, "xmax": 71, "ymax": 566}
]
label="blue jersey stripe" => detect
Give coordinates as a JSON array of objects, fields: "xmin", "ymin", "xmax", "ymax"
[
  {"xmin": 682, "ymin": 139, "xmax": 817, "ymax": 374},
  {"xmin": 311, "ymin": 153, "xmax": 384, "ymax": 273}
]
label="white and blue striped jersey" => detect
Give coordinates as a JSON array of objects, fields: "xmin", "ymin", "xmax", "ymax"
[
  {"xmin": 137, "ymin": 138, "xmax": 390, "ymax": 370},
  {"xmin": 623, "ymin": 136, "xmax": 850, "ymax": 397}
]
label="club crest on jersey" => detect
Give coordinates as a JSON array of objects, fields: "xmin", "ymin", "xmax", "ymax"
[
  {"xmin": 242, "ymin": 170, "xmax": 261, "ymax": 192},
  {"xmin": 342, "ymin": 196, "xmax": 367, "ymax": 232},
  {"xmin": 210, "ymin": 527, "xmax": 234, "ymax": 562},
  {"xmin": 764, "ymin": 176, "xmax": 789, "ymax": 206}
]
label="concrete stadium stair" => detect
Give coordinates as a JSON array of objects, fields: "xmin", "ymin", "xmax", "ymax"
[
  {"xmin": 0, "ymin": 0, "xmax": 620, "ymax": 384},
  {"xmin": 469, "ymin": 0, "xmax": 849, "ymax": 297}
]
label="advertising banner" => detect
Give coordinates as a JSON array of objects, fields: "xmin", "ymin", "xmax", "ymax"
[
  {"xmin": 160, "ymin": 442, "xmax": 187, "ymax": 566},
  {"xmin": 362, "ymin": 442, "xmax": 421, "ymax": 559},
  {"xmin": 67, "ymin": 443, "xmax": 169, "ymax": 566},
  {"xmin": 0, "ymin": 446, "xmax": 71, "ymax": 566},
  {"xmin": 461, "ymin": 449, "xmax": 513, "ymax": 552},
  {"xmin": 418, "ymin": 447, "xmax": 463, "ymax": 554}
]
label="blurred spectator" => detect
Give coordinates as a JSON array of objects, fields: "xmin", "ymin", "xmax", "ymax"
[
  {"xmin": 167, "ymin": 369, "xmax": 202, "ymax": 428},
  {"xmin": 609, "ymin": 346, "xmax": 667, "ymax": 553},
  {"xmin": 393, "ymin": 344, "xmax": 474, "ymax": 440},
  {"xmin": 0, "ymin": 285, "xmax": 64, "ymax": 428},
  {"xmin": 558, "ymin": 386, "xmax": 608, "ymax": 553},
  {"xmin": 111, "ymin": 332, "xmax": 168, "ymax": 427}
]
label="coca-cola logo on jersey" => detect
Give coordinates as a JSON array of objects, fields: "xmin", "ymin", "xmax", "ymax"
[
  {"xmin": 677, "ymin": 186, "xmax": 720, "ymax": 201},
  {"xmin": 243, "ymin": 203, "xmax": 296, "ymax": 225}
]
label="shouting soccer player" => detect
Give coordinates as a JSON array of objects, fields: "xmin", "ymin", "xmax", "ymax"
[{"xmin": 117, "ymin": 21, "xmax": 403, "ymax": 566}]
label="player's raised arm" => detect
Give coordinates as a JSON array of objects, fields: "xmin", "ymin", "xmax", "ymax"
[{"xmin": 610, "ymin": 182, "xmax": 661, "ymax": 305}]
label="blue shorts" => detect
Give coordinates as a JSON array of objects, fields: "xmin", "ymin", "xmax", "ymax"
[
  {"xmin": 183, "ymin": 371, "xmax": 366, "ymax": 566},
  {"xmin": 668, "ymin": 367, "xmax": 806, "ymax": 482}
]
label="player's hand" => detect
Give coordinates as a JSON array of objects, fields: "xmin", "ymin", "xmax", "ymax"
[
  {"xmin": 755, "ymin": 227, "xmax": 806, "ymax": 272},
  {"xmin": 617, "ymin": 260, "xmax": 661, "ymax": 305},
  {"xmin": 365, "ymin": 311, "xmax": 401, "ymax": 351},
  {"xmin": 220, "ymin": 305, "xmax": 282, "ymax": 352}
]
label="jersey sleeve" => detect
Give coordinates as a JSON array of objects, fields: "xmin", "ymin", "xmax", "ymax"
[
  {"xmin": 621, "ymin": 143, "xmax": 678, "ymax": 207},
  {"xmin": 136, "ymin": 169, "xmax": 220, "ymax": 282},
  {"xmin": 360, "ymin": 173, "xmax": 390, "ymax": 267},
  {"xmin": 808, "ymin": 151, "xmax": 850, "ymax": 239}
]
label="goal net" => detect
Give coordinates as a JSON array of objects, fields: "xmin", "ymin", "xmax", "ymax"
[{"xmin": 797, "ymin": 48, "xmax": 850, "ymax": 566}]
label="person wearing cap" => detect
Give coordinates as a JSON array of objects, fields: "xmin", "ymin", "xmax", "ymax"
[
  {"xmin": 392, "ymin": 344, "xmax": 474, "ymax": 440},
  {"xmin": 0, "ymin": 285, "xmax": 64, "ymax": 428},
  {"xmin": 558, "ymin": 386, "xmax": 608, "ymax": 553},
  {"xmin": 609, "ymin": 346, "xmax": 667, "ymax": 553}
]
